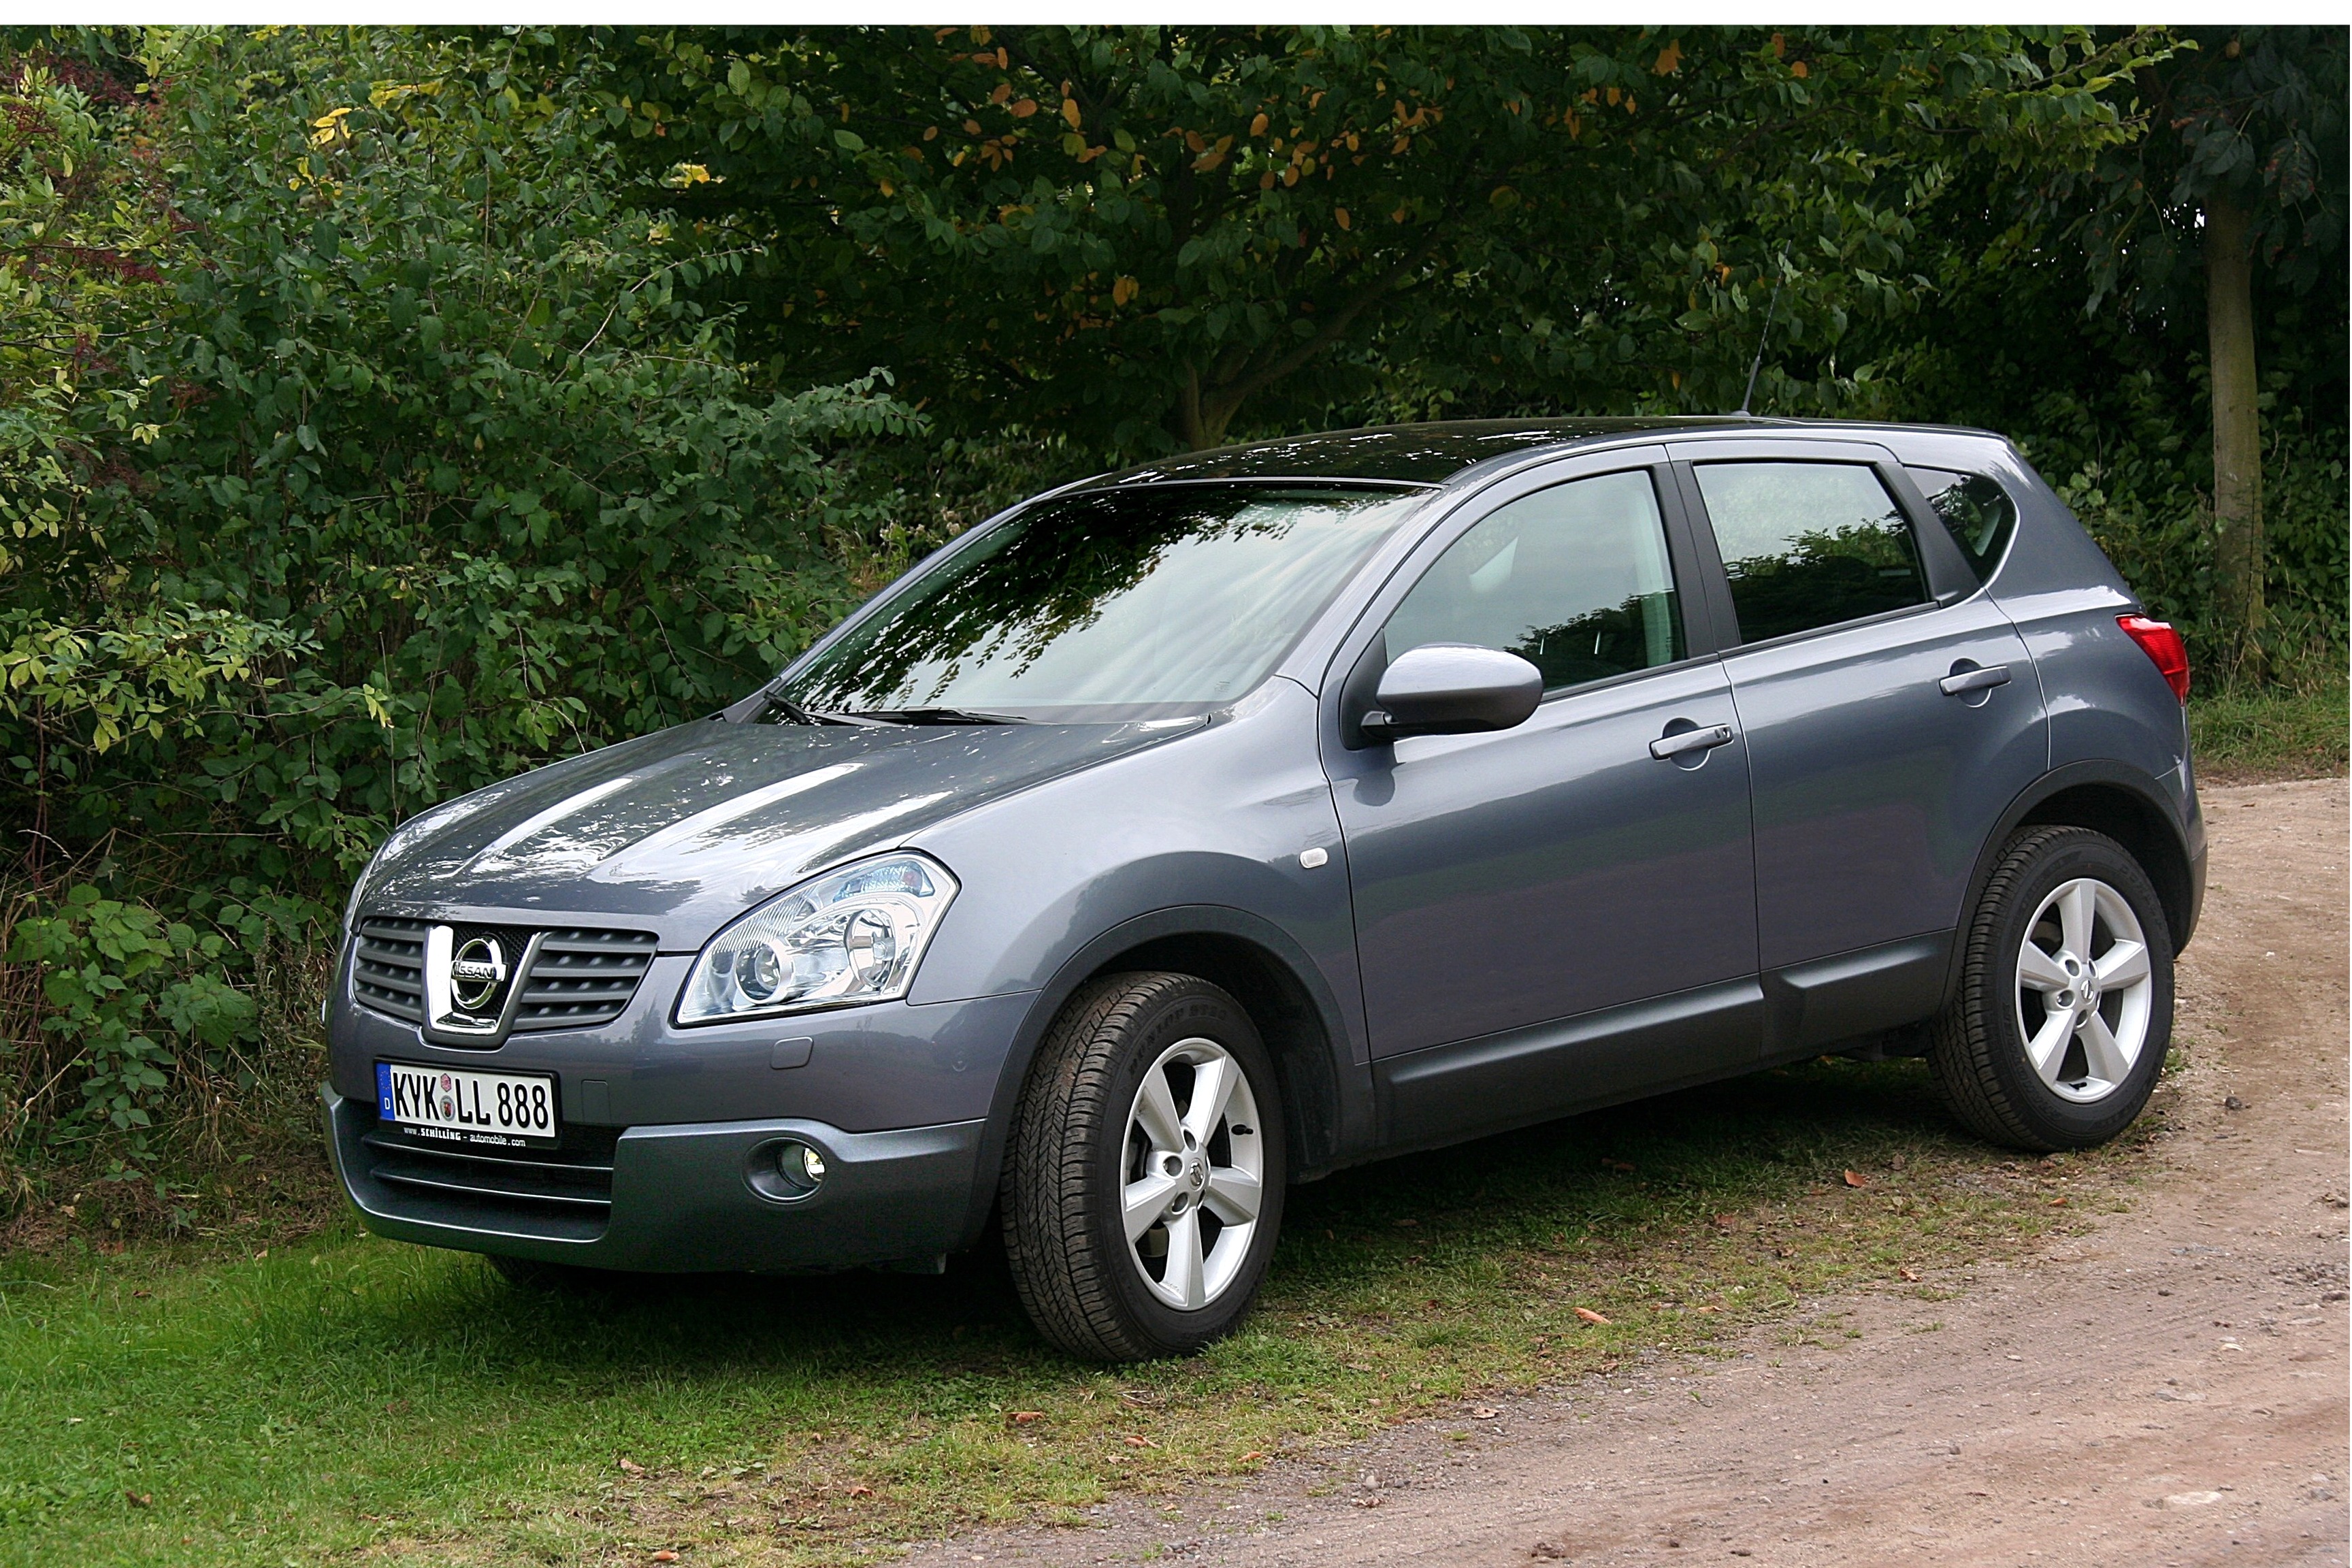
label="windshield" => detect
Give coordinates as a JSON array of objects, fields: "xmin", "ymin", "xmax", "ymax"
[{"xmin": 781, "ymin": 484, "xmax": 1426, "ymax": 721}]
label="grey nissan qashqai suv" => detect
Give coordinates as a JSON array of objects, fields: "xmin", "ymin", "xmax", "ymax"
[{"xmin": 325, "ymin": 416, "xmax": 2204, "ymax": 1360}]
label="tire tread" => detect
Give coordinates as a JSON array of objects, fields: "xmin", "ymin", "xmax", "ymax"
[
  {"xmin": 1927, "ymin": 826, "xmax": 2164, "ymax": 1152},
  {"xmin": 1000, "ymin": 972, "xmax": 1208, "ymax": 1361}
]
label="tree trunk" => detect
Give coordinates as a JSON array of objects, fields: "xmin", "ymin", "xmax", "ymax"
[
  {"xmin": 2204, "ymin": 191, "xmax": 2266, "ymax": 683},
  {"xmin": 1171, "ymin": 365, "xmax": 1243, "ymax": 451}
]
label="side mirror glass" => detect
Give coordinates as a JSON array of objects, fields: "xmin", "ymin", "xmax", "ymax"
[{"xmin": 1361, "ymin": 643, "xmax": 1543, "ymax": 742}]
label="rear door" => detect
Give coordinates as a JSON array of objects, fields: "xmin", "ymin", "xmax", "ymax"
[{"xmin": 1669, "ymin": 439, "xmax": 2046, "ymax": 1049}]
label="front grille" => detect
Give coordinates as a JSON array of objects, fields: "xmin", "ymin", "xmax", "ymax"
[
  {"xmin": 358, "ymin": 1111, "xmax": 619, "ymax": 1241},
  {"xmin": 348, "ymin": 918, "xmax": 657, "ymax": 1042},
  {"xmin": 353, "ymin": 918, "xmax": 428, "ymax": 1023},
  {"xmin": 512, "ymin": 928, "xmax": 659, "ymax": 1033}
]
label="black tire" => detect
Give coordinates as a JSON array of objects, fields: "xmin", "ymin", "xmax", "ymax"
[
  {"xmin": 1927, "ymin": 826, "xmax": 2175, "ymax": 1151},
  {"xmin": 1000, "ymin": 971, "xmax": 1287, "ymax": 1361}
]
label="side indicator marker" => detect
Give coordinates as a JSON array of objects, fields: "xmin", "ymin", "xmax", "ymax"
[{"xmin": 1298, "ymin": 847, "xmax": 1329, "ymax": 869}]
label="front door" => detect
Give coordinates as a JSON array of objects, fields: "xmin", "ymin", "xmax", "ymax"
[
  {"xmin": 1673, "ymin": 446, "xmax": 2046, "ymax": 1046},
  {"xmin": 1324, "ymin": 459, "xmax": 1761, "ymax": 1146}
]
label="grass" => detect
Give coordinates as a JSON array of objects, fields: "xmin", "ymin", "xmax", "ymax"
[
  {"xmin": 0, "ymin": 1051, "xmax": 2189, "ymax": 1567},
  {"xmin": 2190, "ymin": 679, "xmax": 2348, "ymax": 783}
]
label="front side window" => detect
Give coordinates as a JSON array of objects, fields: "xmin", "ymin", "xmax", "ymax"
[
  {"xmin": 783, "ymin": 484, "xmax": 1424, "ymax": 720},
  {"xmin": 1908, "ymin": 467, "xmax": 2019, "ymax": 583},
  {"xmin": 1384, "ymin": 468, "xmax": 1684, "ymax": 692},
  {"xmin": 1693, "ymin": 462, "xmax": 1931, "ymax": 644}
]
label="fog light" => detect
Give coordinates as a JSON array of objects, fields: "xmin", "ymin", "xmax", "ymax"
[{"xmin": 774, "ymin": 1140, "xmax": 826, "ymax": 1197}]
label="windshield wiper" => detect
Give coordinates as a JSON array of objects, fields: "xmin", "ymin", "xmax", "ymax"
[
  {"xmin": 857, "ymin": 707, "xmax": 1032, "ymax": 725},
  {"xmin": 762, "ymin": 693, "xmax": 900, "ymax": 728}
]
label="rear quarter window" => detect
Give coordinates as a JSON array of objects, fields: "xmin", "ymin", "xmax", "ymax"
[{"xmin": 1907, "ymin": 468, "xmax": 2019, "ymax": 584}]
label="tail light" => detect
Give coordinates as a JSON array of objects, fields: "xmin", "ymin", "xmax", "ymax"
[{"xmin": 2117, "ymin": 615, "xmax": 2190, "ymax": 704}]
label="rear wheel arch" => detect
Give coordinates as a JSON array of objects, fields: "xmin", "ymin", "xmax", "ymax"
[
  {"xmin": 2014, "ymin": 779, "xmax": 2196, "ymax": 949},
  {"xmin": 1943, "ymin": 765, "xmax": 2196, "ymax": 1009}
]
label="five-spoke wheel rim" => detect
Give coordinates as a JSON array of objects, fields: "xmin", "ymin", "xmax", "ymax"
[
  {"xmin": 1122, "ymin": 1036, "xmax": 1264, "ymax": 1312},
  {"xmin": 2013, "ymin": 877, "xmax": 2155, "ymax": 1105}
]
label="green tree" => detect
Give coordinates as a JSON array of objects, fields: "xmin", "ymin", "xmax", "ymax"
[
  {"xmin": 596, "ymin": 26, "xmax": 2154, "ymax": 453},
  {"xmin": 2075, "ymin": 27, "xmax": 2347, "ymax": 679}
]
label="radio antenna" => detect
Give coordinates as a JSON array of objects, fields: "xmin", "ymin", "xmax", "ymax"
[{"xmin": 1737, "ymin": 276, "xmax": 1784, "ymax": 417}]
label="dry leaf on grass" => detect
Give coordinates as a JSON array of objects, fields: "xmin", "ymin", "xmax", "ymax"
[
  {"xmin": 1122, "ymin": 1435, "xmax": 1159, "ymax": 1450},
  {"xmin": 1842, "ymin": 1170, "xmax": 1868, "ymax": 1188},
  {"xmin": 1010, "ymin": 1410, "xmax": 1044, "ymax": 1424},
  {"xmin": 1899, "ymin": 1267, "xmax": 1921, "ymax": 1281},
  {"xmin": 1575, "ymin": 1307, "xmax": 1612, "ymax": 1326},
  {"xmin": 617, "ymin": 1458, "xmax": 645, "ymax": 1475}
]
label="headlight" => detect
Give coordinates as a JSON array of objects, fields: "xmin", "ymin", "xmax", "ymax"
[{"xmin": 676, "ymin": 852, "xmax": 958, "ymax": 1024}]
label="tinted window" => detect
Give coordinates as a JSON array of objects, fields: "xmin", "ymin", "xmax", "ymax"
[
  {"xmin": 1693, "ymin": 462, "xmax": 1931, "ymax": 643},
  {"xmin": 1384, "ymin": 469, "xmax": 1684, "ymax": 691},
  {"xmin": 784, "ymin": 485, "xmax": 1422, "ymax": 719},
  {"xmin": 1908, "ymin": 467, "xmax": 2018, "ymax": 583}
]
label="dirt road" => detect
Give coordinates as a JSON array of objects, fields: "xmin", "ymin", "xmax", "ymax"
[{"xmin": 907, "ymin": 778, "xmax": 2349, "ymax": 1568}]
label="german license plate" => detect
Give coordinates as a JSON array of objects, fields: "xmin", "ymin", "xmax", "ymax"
[{"xmin": 376, "ymin": 1061, "xmax": 559, "ymax": 1149}]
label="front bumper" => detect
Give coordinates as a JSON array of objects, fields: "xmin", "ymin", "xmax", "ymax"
[{"xmin": 324, "ymin": 1090, "xmax": 985, "ymax": 1273}]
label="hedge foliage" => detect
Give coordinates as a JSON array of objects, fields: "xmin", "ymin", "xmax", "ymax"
[{"xmin": 0, "ymin": 30, "xmax": 924, "ymax": 1177}]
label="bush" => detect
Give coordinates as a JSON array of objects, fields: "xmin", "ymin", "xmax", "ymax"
[{"xmin": 0, "ymin": 30, "xmax": 923, "ymax": 1197}]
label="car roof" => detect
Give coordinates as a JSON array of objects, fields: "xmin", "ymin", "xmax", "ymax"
[{"xmin": 1092, "ymin": 416, "xmax": 2002, "ymax": 489}]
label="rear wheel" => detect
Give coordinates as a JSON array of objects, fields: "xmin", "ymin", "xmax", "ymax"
[
  {"xmin": 1928, "ymin": 826, "xmax": 2174, "ymax": 1150},
  {"xmin": 1001, "ymin": 972, "xmax": 1286, "ymax": 1361}
]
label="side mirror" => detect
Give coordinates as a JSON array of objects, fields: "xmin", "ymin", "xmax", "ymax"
[{"xmin": 1360, "ymin": 643, "xmax": 1542, "ymax": 742}]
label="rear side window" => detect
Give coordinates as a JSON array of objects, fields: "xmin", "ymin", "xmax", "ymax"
[
  {"xmin": 1908, "ymin": 468, "xmax": 2019, "ymax": 583},
  {"xmin": 1384, "ymin": 468, "xmax": 1684, "ymax": 692},
  {"xmin": 1692, "ymin": 462, "xmax": 1931, "ymax": 644}
]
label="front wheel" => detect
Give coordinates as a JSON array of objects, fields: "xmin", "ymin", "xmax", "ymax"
[
  {"xmin": 1001, "ymin": 972, "xmax": 1286, "ymax": 1361},
  {"xmin": 1928, "ymin": 826, "xmax": 2175, "ymax": 1151}
]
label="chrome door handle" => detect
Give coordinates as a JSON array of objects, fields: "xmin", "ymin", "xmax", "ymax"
[
  {"xmin": 1650, "ymin": 723, "xmax": 1736, "ymax": 760},
  {"xmin": 1939, "ymin": 664, "xmax": 2012, "ymax": 697}
]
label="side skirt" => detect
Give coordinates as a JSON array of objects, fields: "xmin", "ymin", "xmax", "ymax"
[
  {"xmin": 1374, "ymin": 977, "xmax": 1762, "ymax": 1154},
  {"xmin": 1362, "ymin": 930, "xmax": 1954, "ymax": 1164},
  {"xmin": 1759, "ymin": 930, "xmax": 1954, "ymax": 1064}
]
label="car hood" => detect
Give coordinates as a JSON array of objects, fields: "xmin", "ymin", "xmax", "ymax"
[{"xmin": 361, "ymin": 717, "xmax": 1198, "ymax": 947}]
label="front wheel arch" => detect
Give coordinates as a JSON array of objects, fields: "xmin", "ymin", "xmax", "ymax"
[{"xmin": 949, "ymin": 908, "xmax": 1364, "ymax": 1256}]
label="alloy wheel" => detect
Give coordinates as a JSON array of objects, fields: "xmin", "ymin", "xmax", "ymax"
[
  {"xmin": 2012, "ymin": 876, "xmax": 2156, "ymax": 1104},
  {"xmin": 1121, "ymin": 1036, "xmax": 1265, "ymax": 1311}
]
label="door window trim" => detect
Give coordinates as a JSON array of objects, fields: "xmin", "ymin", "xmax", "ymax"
[
  {"xmin": 1316, "ymin": 448, "xmax": 1733, "ymax": 750},
  {"xmin": 1664, "ymin": 440, "xmax": 1984, "ymax": 654}
]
